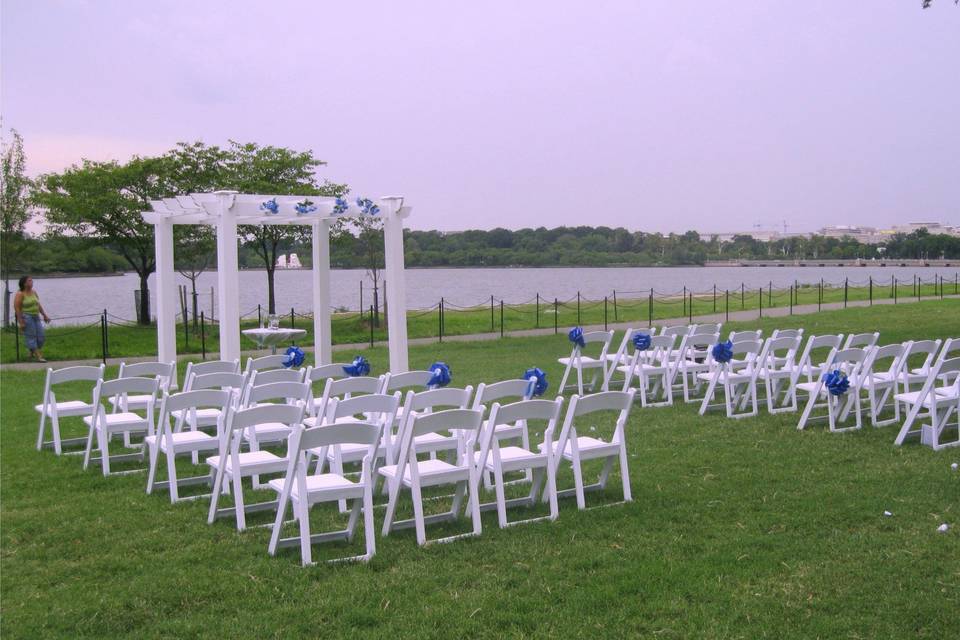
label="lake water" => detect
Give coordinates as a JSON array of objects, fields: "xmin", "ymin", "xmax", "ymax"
[{"xmin": 29, "ymin": 265, "xmax": 959, "ymax": 325}]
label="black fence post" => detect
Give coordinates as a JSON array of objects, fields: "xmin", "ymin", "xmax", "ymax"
[
  {"xmin": 536, "ymin": 293, "xmax": 540, "ymax": 328},
  {"xmin": 869, "ymin": 276, "xmax": 873, "ymax": 306},
  {"xmin": 554, "ymin": 298, "xmax": 559, "ymax": 334},
  {"xmin": 612, "ymin": 290, "xmax": 618, "ymax": 321},
  {"xmin": 955, "ymin": 272, "xmax": 958, "ymax": 295},
  {"xmin": 844, "ymin": 278, "xmax": 848, "ymax": 308},
  {"xmin": 13, "ymin": 317, "xmax": 20, "ymax": 362},
  {"xmin": 917, "ymin": 275, "xmax": 921, "ymax": 302},
  {"xmin": 819, "ymin": 278, "xmax": 823, "ymax": 312},
  {"xmin": 577, "ymin": 292, "xmax": 581, "ymax": 325},
  {"xmin": 759, "ymin": 288, "xmax": 763, "ymax": 318},
  {"xmin": 688, "ymin": 292, "xmax": 693, "ymax": 323},
  {"xmin": 257, "ymin": 304, "xmax": 262, "ymax": 327},
  {"xmin": 768, "ymin": 281, "xmax": 772, "ymax": 308},
  {"xmin": 789, "ymin": 286, "xmax": 793, "ymax": 315},
  {"xmin": 441, "ymin": 297, "xmax": 445, "ymax": 337},
  {"xmin": 500, "ymin": 300, "xmax": 505, "ymax": 338},
  {"xmin": 370, "ymin": 306, "xmax": 375, "ymax": 347},
  {"xmin": 290, "ymin": 307, "xmax": 295, "ymax": 329},
  {"xmin": 200, "ymin": 311, "xmax": 207, "ymax": 360},
  {"xmin": 438, "ymin": 299, "xmax": 443, "ymax": 343},
  {"xmin": 100, "ymin": 311, "xmax": 107, "ymax": 365},
  {"xmin": 604, "ymin": 296, "xmax": 608, "ymax": 330},
  {"xmin": 183, "ymin": 308, "xmax": 189, "ymax": 351},
  {"xmin": 359, "ymin": 281, "xmax": 363, "ymax": 321},
  {"xmin": 649, "ymin": 288, "xmax": 654, "ymax": 326},
  {"xmin": 103, "ymin": 308, "xmax": 109, "ymax": 358},
  {"xmin": 741, "ymin": 283, "xmax": 745, "ymax": 309},
  {"xmin": 725, "ymin": 289, "xmax": 730, "ymax": 322},
  {"xmin": 940, "ymin": 275, "xmax": 944, "ymax": 300},
  {"xmin": 682, "ymin": 286, "xmax": 687, "ymax": 316},
  {"xmin": 713, "ymin": 284, "xmax": 717, "ymax": 313},
  {"xmin": 490, "ymin": 295, "xmax": 495, "ymax": 332},
  {"xmin": 894, "ymin": 277, "xmax": 897, "ymax": 304}
]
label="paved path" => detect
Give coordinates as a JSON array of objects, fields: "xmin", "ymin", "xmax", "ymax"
[{"xmin": 3, "ymin": 294, "xmax": 956, "ymax": 372}]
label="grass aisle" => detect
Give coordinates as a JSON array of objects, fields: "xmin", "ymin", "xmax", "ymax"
[{"xmin": 1, "ymin": 301, "xmax": 958, "ymax": 638}]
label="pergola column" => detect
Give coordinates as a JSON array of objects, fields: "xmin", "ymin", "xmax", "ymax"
[
  {"xmin": 311, "ymin": 220, "xmax": 332, "ymax": 364},
  {"xmin": 215, "ymin": 191, "xmax": 241, "ymax": 362},
  {"xmin": 382, "ymin": 198, "xmax": 410, "ymax": 373},
  {"xmin": 154, "ymin": 216, "xmax": 177, "ymax": 367}
]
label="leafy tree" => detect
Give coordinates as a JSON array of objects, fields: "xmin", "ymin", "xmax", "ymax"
[
  {"xmin": 175, "ymin": 226, "xmax": 215, "ymax": 327},
  {"xmin": 333, "ymin": 214, "xmax": 385, "ymax": 325},
  {"xmin": 1, "ymin": 128, "xmax": 32, "ymax": 328}
]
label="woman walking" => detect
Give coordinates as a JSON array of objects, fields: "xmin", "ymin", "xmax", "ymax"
[{"xmin": 15, "ymin": 275, "xmax": 51, "ymax": 362}]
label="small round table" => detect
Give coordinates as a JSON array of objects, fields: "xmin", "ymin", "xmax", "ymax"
[{"xmin": 242, "ymin": 328, "xmax": 307, "ymax": 354}]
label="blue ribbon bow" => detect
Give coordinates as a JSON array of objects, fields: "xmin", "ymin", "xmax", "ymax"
[
  {"xmin": 711, "ymin": 340, "xmax": 734, "ymax": 364},
  {"xmin": 823, "ymin": 369, "xmax": 850, "ymax": 396},
  {"xmin": 260, "ymin": 198, "xmax": 279, "ymax": 215},
  {"xmin": 332, "ymin": 197, "xmax": 349, "ymax": 215},
  {"xmin": 342, "ymin": 356, "xmax": 371, "ymax": 377},
  {"xmin": 568, "ymin": 327, "xmax": 585, "ymax": 348},
  {"xmin": 356, "ymin": 197, "xmax": 380, "ymax": 216},
  {"xmin": 632, "ymin": 332, "xmax": 652, "ymax": 351},
  {"xmin": 294, "ymin": 199, "xmax": 317, "ymax": 215},
  {"xmin": 282, "ymin": 345, "xmax": 305, "ymax": 368},
  {"xmin": 427, "ymin": 361, "xmax": 452, "ymax": 387},
  {"xmin": 523, "ymin": 367, "xmax": 548, "ymax": 397}
]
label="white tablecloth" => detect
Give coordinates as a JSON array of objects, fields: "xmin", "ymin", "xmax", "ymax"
[{"xmin": 242, "ymin": 328, "xmax": 307, "ymax": 351}]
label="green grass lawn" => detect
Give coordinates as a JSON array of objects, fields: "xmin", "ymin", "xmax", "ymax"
[
  {"xmin": 1, "ymin": 301, "xmax": 958, "ymax": 638},
  {"xmin": 2, "ymin": 280, "xmax": 956, "ymax": 364}
]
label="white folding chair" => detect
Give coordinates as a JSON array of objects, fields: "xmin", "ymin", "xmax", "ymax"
[
  {"xmin": 182, "ymin": 359, "xmax": 240, "ymax": 389},
  {"xmin": 913, "ymin": 338, "xmax": 960, "ymax": 385},
  {"xmin": 380, "ymin": 408, "xmax": 485, "ymax": 546},
  {"xmin": 471, "ymin": 379, "xmax": 537, "ymax": 487},
  {"xmin": 859, "ymin": 344, "xmax": 908, "ymax": 427},
  {"xmin": 109, "ymin": 361, "xmax": 175, "ymax": 413},
  {"xmin": 558, "ymin": 330, "xmax": 614, "ymax": 395},
  {"xmin": 618, "ymin": 334, "xmax": 677, "ymax": 407},
  {"xmin": 207, "ymin": 402, "xmax": 306, "ymax": 531},
  {"xmin": 547, "ymin": 390, "xmax": 635, "ymax": 510},
  {"xmin": 898, "ymin": 339, "xmax": 942, "ymax": 393},
  {"xmin": 305, "ymin": 375, "xmax": 384, "ymax": 426},
  {"xmin": 303, "ymin": 362, "xmax": 352, "ymax": 409},
  {"xmin": 698, "ymin": 339, "xmax": 763, "ymax": 419},
  {"xmin": 756, "ymin": 335, "xmax": 802, "ymax": 414},
  {"xmin": 691, "ymin": 323, "xmax": 722, "ymax": 336},
  {"xmin": 398, "ymin": 386, "xmax": 475, "ymax": 461},
  {"xmin": 894, "ymin": 356, "xmax": 960, "ymax": 449},
  {"xmin": 793, "ymin": 334, "xmax": 845, "ymax": 384},
  {"xmin": 82, "ymin": 377, "xmax": 159, "ymax": 476},
  {"xmin": 35, "ymin": 364, "xmax": 104, "ymax": 455},
  {"xmin": 172, "ymin": 371, "xmax": 247, "ymax": 433},
  {"xmin": 602, "ymin": 327, "xmax": 656, "ymax": 389},
  {"xmin": 796, "ymin": 348, "xmax": 867, "ymax": 432},
  {"xmin": 145, "ymin": 388, "xmax": 232, "ymax": 502},
  {"xmin": 474, "ymin": 397, "xmax": 564, "ymax": 528},
  {"xmin": 679, "ymin": 333, "xmax": 720, "ymax": 403},
  {"xmin": 268, "ymin": 420, "xmax": 382, "ymax": 565},
  {"xmin": 728, "ymin": 330, "xmax": 762, "ymax": 344},
  {"xmin": 771, "ymin": 328, "xmax": 804, "ymax": 340},
  {"xmin": 244, "ymin": 354, "xmax": 289, "ymax": 375}
]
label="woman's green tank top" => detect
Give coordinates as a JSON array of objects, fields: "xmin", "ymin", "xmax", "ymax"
[{"xmin": 21, "ymin": 292, "xmax": 39, "ymax": 315}]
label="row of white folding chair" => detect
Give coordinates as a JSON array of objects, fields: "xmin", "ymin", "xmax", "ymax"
[
  {"xmin": 36, "ymin": 364, "xmax": 105, "ymax": 454},
  {"xmin": 267, "ymin": 388, "xmax": 636, "ymax": 564},
  {"xmin": 82, "ymin": 376, "xmax": 160, "ymax": 476},
  {"xmin": 894, "ymin": 355, "xmax": 960, "ymax": 450}
]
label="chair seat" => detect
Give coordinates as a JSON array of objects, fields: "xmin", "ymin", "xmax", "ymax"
[
  {"xmin": 171, "ymin": 408, "xmax": 222, "ymax": 422},
  {"xmin": 557, "ymin": 356, "xmax": 604, "ymax": 369},
  {"xmin": 145, "ymin": 430, "xmax": 217, "ymax": 452},
  {"xmin": 267, "ymin": 473, "xmax": 361, "ymax": 501},
  {"xmin": 207, "ymin": 450, "xmax": 287, "ymax": 476},
  {"xmin": 413, "ymin": 431, "xmax": 459, "ymax": 451},
  {"xmin": 697, "ymin": 371, "xmax": 752, "ymax": 383},
  {"xmin": 243, "ymin": 422, "xmax": 292, "ymax": 443},
  {"xmin": 378, "ymin": 459, "xmax": 469, "ymax": 487},
  {"xmin": 83, "ymin": 412, "xmax": 147, "ymax": 431},
  {"xmin": 541, "ymin": 436, "xmax": 618, "ymax": 459},
  {"xmin": 315, "ymin": 441, "xmax": 387, "ymax": 463},
  {"xmin": 478, "ymin": 446, "xmax": 546, "ymax": 469},
  {"xmin": 796, "ymin": 381, "xmax": 821, "ymax": 393},
  {"xmin": 35, "ymin": 400, "xmax": 93, "ymax": 416},
  {"xmin": 895, "ymin": 388, "xmax": 959, "ymax": 407}
]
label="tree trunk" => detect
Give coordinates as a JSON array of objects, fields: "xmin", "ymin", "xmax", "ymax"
[
  {"xmin": 139, "ymin": 271, "xmax": 151, "ymax": 325},
  {"xmin": 190, "ymin": 275, "xmax": 199, "ymax": 329},
  {"xmin": 372, "ymin": 281, "xmax": 380, "ymax": 328},
  {"xmin": 2, "ymin": 279, "xmax": 10, "ymax": 328},
  {"xmin": 266, "ymin": 265, "xmax": 276, "ymax": 314}
]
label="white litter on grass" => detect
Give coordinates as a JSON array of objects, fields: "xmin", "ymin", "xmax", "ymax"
[
  {"xmin": 951, "ymin": 462, "xmax": 958, "ymax": 470},
  {"xmin": 883, "ymin": 511, "xmax": 893, "ymax": 517},
  {"xmin": 590, "ymin": 426, "xmax": 596, "ymax": 432},
  {"xmin": 938, "ymin": 523, "xmax": 950, "ymax": 533}
]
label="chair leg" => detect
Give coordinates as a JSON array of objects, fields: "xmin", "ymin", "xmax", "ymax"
[
  {"xmin": 410, "ymin": 480, "xmax": 427, "ymax": 546},
  {"xmin": 363, "ymin": 484, "xmax": 376, "ymax": 561},
  {"xmin": 558, "ymin": 364, "xmax": 571, "ymax": 394},
  {"xmin": 296, "ymin": 492, "xmax": 312, "ymax": 566},
  {"xmin": 545, "ymin": 464, "xmax": 559, "ymax": 520},
  {"xmin": 232, "ymin": 472, "xmax": 246, "ymax": 531},
  {"xmin": 492, "ymin": 465, "xmax": 508, "ymax": 528},
  {"xmin": 36, "ymin": 410, "xmax": 47, "ymax": 452},
  {"xmin": 98, "ymin": 429, "xmax": 111, "ymax": 476},
  {"xmin": 165, "ymin": 447, "xmax": 180, "ymax": 503},
  {"xmin": 571, "ymin": 456, "xmax": 586, "ymax": 510},
  {"xmin": 619, "ymin": 447, "xmax": 632, "ymax": 502},
  {"xmin": 381, "ymin": 480, "xmax": 400, "ymax": 537},
  {"xmin": 146, "ymin": 441, "xmax": 159, "ymax": 494},
  {"xmin": 468, "ymin": 473, "xmax": 482, "ymax": 537},
  {"xmin": 82, "ymin": 423, "xmax": 96, "ymax": 470}
]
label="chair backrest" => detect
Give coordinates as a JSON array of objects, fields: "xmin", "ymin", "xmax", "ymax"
[
  {"xmin": 476, "ymin": 397, "xmax": 563, "ymax": 468},
  {"xmin": 472, "ymin": 379, "xmax": 532, "ymax": 409},
  {"xmin": 245, "ymin": 381, "xmax": 311, "ymax": 407},
  {"xmin": 119, "ymin": 361, "xmax": 176, "ymax": 391},
  {"xmin": 328, "ymin": 392, "xmax": 402, "ymax": 422},
  {"xmin": 609, "ymin": 327, "xmax": 635, "ymax": 365},
  {"xmin": 305, "ymin": 363, "xmax": 351, "ymax": 384},
  {"xmin": 183, "ymin": 360, "xmax": 239, "ymax": 387},
  {"xmin": 729, "ymin": 330, "xmax": 762, "ymax": 343},
  {"xmin": 250, "ymin": 368, "xmax": 305, "ymax": 387},
  {"xmin": 382, "ymin": 370, "xmax": 433, "ymax": 392},
  {"xmin": 190, "ymin": 371, "xmax": 247, "ymax": 392},
  {"xmin": 935, "ymin": 337, "xmax": 960, "ymax": 365},
  {"xmin": 796, "ymin": 334, "xmax": 844, "ymax": 371},
  {"xmin": 659, "ymin": 325, "xmax": 688, "ymax": 339},
  {"xmin": 554, "ymin": 390, "xmax": 635, "ymax": 456},
  {"xmin": 864, "ymin": 343, "xmax": 906, "ymax": 378},
  {"xmin": 843, "ymin": 332, "xmax": 879, "ymax": 350},
  {"xmin": 825, "ymin": 348, "xmax": 868, "ymax": 379},
  {"xmin": 916, "ymin": 356, "xmax": 960, "ymax": 398},
  {"xmin": 759, "ymin": 335, "xmax": 802, "ymax": 372},
  {"xmin": 645, "ymin": 334, "xmax": 677, "ymax": 365},
  {"xmin": 293, "ymin": 421, "xmax": 383, "ymax": 455},
  {"xmin": 312, "ymin": 375, "xmax": 383, "ymax": 417},
  {"xmin": 225, "ymin": 402, "xmax": 305, "ymax": 432},
  {"xmin": 404, "ymin": 386, "xmax": 474, "ymax": 413},
  {"xmin": 244, "ymin": 354, "xmax": 289, "ymax": 374},
  {"xmin": 691, "ymin": 323, "xmax": 722, "ymax": 336},
  {"xmin": 684, "ymin": 333, "xmax": 720, "ymax": 355},
  {"xmin": 402, "ymin": 408, "xmax": 483, "ymax": 449},
  {"xmin": 903, "ymin": 339, "xmax": 942, "ymax": 374},
  {"xmin": 158, "ymin": 389, "xmax": 232, "ymax": 433},
  {"xmin": 96, "ymin": 376, "xmax": 160, "ymax": 410},
  {"xmin": 571, "ymin": 330, "xmax": 614, "ymax": 361},
  {"xmin": 772, "ymin": 328, "xmax": 804, "ymax": 340},
  {"xmin": 48, "ymin": 364, "xmax": 105, "ymax": 386},
  {"xmin": 728, "ymin": 339, "xmax": 763, "ymax": 369}
]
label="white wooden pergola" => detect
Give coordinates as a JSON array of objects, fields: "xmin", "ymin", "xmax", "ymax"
[{"xmin": 141, "ymin": 191, "xmax": 411, "ymax": 372}]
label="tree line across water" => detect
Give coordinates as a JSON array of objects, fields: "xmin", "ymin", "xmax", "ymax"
[{"xmin": 3, "ymin": 131, "xmax": 960, "ymax": 326}]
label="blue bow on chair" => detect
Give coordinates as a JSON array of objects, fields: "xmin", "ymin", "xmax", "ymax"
[
  {"xmin": 711, "ymin": 340, "xmax": 733, "ymax": 364},
  {"xmin": 632, "ymin": 332, "xmax": 652, "ymax": 351},
  {"xmin": 343, "ymin": 356, "xmax": 371, "ymax": 377},
  {"xmin": 427, "ymin": 362, "xmax": 452, "ymax": 387},
  {"xmin": 523, "ymin": 367, "xmax": 548, "ymax": 397},
  {"xmin": 282, "ymin": 346, "xmax": 305, "ymax": 368},
  {"xmin": 568, "ymin": 327, "xmax": 585, "ymax": 348},
  {"xmin": 823, "ymin": 370, "xmax": 850, "ymax": 396}
]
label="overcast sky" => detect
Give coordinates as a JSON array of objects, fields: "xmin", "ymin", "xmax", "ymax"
[{"xmin": 2, "ymin": 1, "xmax": 958, "ymax": 233}]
